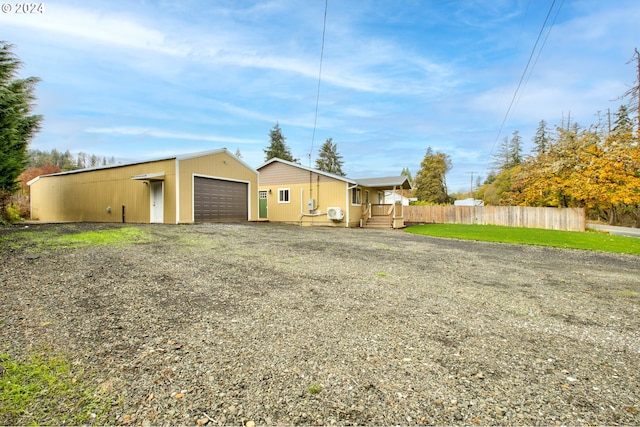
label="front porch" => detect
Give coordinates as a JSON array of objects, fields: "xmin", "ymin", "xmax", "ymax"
[{"xmin": 360, "ymin": 203, "xmax": 405, "ymax": 229}]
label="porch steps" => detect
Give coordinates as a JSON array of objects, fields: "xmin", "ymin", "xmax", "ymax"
[{"xmin": 365, "ymin": 216, "xmax": 392, "ymax": 228}]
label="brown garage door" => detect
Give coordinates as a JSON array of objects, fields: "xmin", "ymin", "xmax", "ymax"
[{"xmin": 194, "ymin": 177, "xmax": 248, "ymax": 222}]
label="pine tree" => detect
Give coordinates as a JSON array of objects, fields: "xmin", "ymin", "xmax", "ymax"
[
  {"xmin": 532, "ymin": 120, "xmax": 552, "ymax": 155},
  {"xmin": 491, "ymin": 131, "xmax": 523, "ymax": 173},
  {"xmin": 612, "ymin": 105, "xmax": 633, "ymax": 135},
  {"xmin": 413, "ymin": 147, "xmax": 452, "ymax": 204},
  {"xmin": 0, "ymin": 42, "xmax": 42, "ymax": 212},
  {"xmin": 264, "ymin": 122, "xmax": 298, "ymax": 163},
  {"xmin": 491, "ymin": 137, "xmax": 510, "ymax": 173},
  {"xmin": 400, "ymin": 167, "xmax": 413, "ymax": 183},
  {"xmin": 315, "ymin": 138, "xmax": 345, "ymax": 176},
  {"xmin": 509, "ymin": 130, "xmax": 523, "ymax": 167}
]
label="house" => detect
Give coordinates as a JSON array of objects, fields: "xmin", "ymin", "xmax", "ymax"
[
  {"xmin": 383, "ymin": 190, "xmax": 415, "ymax": 206},
  {"xmin": 257, "ymin": 158, "xmax": 412, "ymax": 228},
  {"xmin": 454, "ymin": 198, "xmax": 484, "ymax": 206},
  {"xmin": 28, "ymin": 148, "xmax": 259, "ymax": 224}
]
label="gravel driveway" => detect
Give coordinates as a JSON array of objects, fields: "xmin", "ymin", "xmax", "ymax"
[{"xmin": 1, "ymin": 222, "xmax": 639, "ymax": 426}]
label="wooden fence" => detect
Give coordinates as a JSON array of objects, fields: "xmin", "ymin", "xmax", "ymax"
[{"xmin": 404, "ymin": 205, "xmax": 585, "ymax": 232}]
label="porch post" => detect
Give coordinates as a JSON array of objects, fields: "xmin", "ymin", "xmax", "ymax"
[{"xmin": 392, "ymin": 185, "xmax": 397, "ymax": 228}]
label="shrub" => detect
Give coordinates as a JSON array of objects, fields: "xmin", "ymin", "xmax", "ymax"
[{"xmin": 3, "ymin": 204, "xmax": 21, "ymax": 223}]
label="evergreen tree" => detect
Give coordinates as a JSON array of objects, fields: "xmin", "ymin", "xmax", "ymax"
[
  {"xmin": 612, "ymin": 105, "xmax": 633, "ymax": 135},
  {"xmin": 264, "ymin": 122, "xmax": 298, "ymax": 163},
  {"xmin": 491, "ymin": 136, "xmax": 510, "ymax": 173},
  {"xmin": 491, "ymin": 131, "xmax": 523, "ymax": 173},
  {"xmin": 400, "ymin": 167, "xmax": 413, "ymax": 183},
  {"xmin": 413, "ymin": 147, "xmax": 452, "ymax": 204},
  {"xmin": 315, "ymin": 138, "xmax": 345, "ymax": 176},
  {"xmin": 532, "ymin": 120, "xmax": 552, "ymax": 155},
  {"xmin": 509, "ymin": 130, "xmax": 523, "ymax": 167},
  {"xmin": 0, "ymin": 42, "xmax": 42, "ymax": 210}
]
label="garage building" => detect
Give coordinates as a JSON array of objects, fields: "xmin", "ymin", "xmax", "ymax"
[{"xmin": 28, "ymin": 148, "xmax": 258, "ymax": 224}]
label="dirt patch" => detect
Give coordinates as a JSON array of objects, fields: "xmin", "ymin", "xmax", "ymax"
[{"xmin": 1, "ymin": 222, "xmax": 639, "ymax": 425}]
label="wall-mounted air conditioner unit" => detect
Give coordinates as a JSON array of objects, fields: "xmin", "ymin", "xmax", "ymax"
[{"xmin": 327, "ymin": 207, "xmax": 344, "ymax": 220}]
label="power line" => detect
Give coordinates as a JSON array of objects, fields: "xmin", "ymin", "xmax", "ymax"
[
  {"xmin": 486, "ymin": 0, "xmax": 560, "ymax": 169},
  {"xmin": 309, "ymin": 0, "xmax": 329, "ymax": 167},
  {"xmin": 516, "ymin": 0, "xmax": 564, "ymax": 109}
]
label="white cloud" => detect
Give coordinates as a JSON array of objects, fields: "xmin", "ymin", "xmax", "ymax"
[
  {"xmin": 0, "ymin": 4, "xmax": 186, "ymax": 55},
  {"xmin": 85, "ymin": 126, "xmax": 260, "ymax": 145}
]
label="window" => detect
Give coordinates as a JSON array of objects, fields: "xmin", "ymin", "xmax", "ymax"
[
  {"xmin": 364, "ymin": 190, "xmax": 370, "ymax": 205},
  {"xmin": 278, "ymin": 188, "xmax": 290, "ymax": 203},
  {"xmin": 351, "ymin": 187, "xmax": 362, "ymax": 205}
]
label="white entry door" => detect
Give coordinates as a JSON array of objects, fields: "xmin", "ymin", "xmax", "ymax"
[{"xmin": 150, "ymin": 181, "xmax": 164, "ymax": 223}]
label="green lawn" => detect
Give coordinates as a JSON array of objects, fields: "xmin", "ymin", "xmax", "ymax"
[
  {"xmin": 404, "ymin": 224, "xmax": 640, "ymax": 255},
  {"xmin": 0, "ymin": 349, "xmax": 116, "ymax": 425},
  {"xmin": 1, "ymin": 225, "xmax": 150, "ymax": 253}
]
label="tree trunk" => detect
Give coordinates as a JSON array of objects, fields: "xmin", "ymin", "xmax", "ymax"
[{"xmin": 607, "ymin": 204, "xmax": 618, "ymax": 225}]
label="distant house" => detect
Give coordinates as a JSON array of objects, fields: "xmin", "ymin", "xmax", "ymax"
[
  {"xmin": 257, "ymin": 158, "xmax": 412, "ymax": 228},
  {"xmin": 28, "ymin": 149, "xmax": 259, "ymax": 223},
  {"xmin": 454, "ymin": 198, "xmax": 484, "ymax": 207},
  {"xmin": 383, "ymin": 190, "xmax": 415, "ymax": 206}
]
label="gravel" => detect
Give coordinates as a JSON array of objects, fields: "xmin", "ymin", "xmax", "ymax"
[{"xmin": 1, "ymin": 222, "xmax": 639, "ymax": 426}]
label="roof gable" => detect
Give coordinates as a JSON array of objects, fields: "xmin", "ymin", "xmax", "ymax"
[
  {"xmin": 257, "ymin": 158, "xmax": 357, "ymax": 184},
  {"xmin": 257, "ymin": 158, "xmax": 413, "ymax": 189},
  {"xmin": 27, "ymin": 148, "xmax": 256, "ymax": 182}
]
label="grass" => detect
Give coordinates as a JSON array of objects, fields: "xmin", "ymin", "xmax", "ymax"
[
  {"xmin": 1, "ymin": 225, "xmax": 151, "ymax": 252},
  {"xmin": 0, "ymin": 349, "xmax": 116, "ymax": 425},
  {"xmin": 404, "ymin": 224, "xmax": 640, "ymax": 255},
  {"xmin": 307, "ymin": 382, "xmax": 323, "ymax": 395}
]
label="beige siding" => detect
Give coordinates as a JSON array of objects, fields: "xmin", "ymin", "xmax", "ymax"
[
  {"xmin": 29, "ymin": 150, "xmax": 258, "ymax": 224},
  {"xmin": 30, "ymin": 159, "xmax": 176, "ymax": 223},
  {"xmin": 259, "ymin": 161, "xmax": 337, "ymax": 186},
  {"xmin": 177, "ymin": 151, "xmax": 259, "ymax": 223},
  {"xmin": 259, "ymin": 162, "xmax": 365, "ymax": 227}
]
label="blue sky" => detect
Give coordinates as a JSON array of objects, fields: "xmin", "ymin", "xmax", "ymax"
[{"xmin": 2, "ymin": 0, "xmax": 639, "ymax": 192}]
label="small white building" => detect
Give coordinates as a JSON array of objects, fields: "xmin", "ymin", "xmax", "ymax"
[
  {"xmin": 454, "ymin": 198, "xmax": 484, "ymax": 206},
  {"xmin": 383, "ymin": 190, "xmax": 414, "ymax": 206}
]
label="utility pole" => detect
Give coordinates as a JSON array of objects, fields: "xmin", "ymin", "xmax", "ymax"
[
  {"xmin": 635, "ymin": 48, "xmax": 640, "ymax": 134},
  {"xmin": 622, "ymin": 48, "xmax": 640, "ymax": 132},
  {"xmin": 466, "ymin": 171, "xmax": 477, "ymax": 199}
]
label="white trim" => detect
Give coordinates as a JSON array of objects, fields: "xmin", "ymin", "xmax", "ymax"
[
  {"xmin": 30, "ymin": 148, "xmax": 259, "ymax": 179},
  {"xmin": 175, "ymin": 159, "xmax": 180, "ymax": 224},
  {"xmin": 345, "ymin": 182, "xmax": 349, "ymax": 227},
  {"xmin": 277, "ymin": 188, "xmax": 291, "ymax": 204},
  {"xmin": 351, "ymin": 187, "xmax": 362, "ymax": 206},
  {"xmin": 191, "ymin": 173, "xmax": 252, "ymax": 222},
  {"xmin": 150, "ymin": 181, "xmax": 164, "ymax": 223},
  {"xmin": 258, "ymin": 190, "xmax": 268, "ymax": 219},
  {"xmin": 26, "ymin": 176, "xmax": 41, "ymax": 186},
  {"xmin": 131, "ymin": 172, "xmax": 165, "ymax": 180},
  {"xmin": 178, "ymin": 148, "xmax": 258, "ymax": 174}
]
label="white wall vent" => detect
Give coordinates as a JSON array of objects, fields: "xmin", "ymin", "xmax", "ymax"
[{"xmin": 327, "ymin": 207, "xmax": 344, "ymax": 220}]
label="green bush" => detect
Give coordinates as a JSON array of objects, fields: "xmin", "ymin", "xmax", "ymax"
[{"xmin": 4, "ymin": 204, "xmax": 22, "ymax": 223}]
